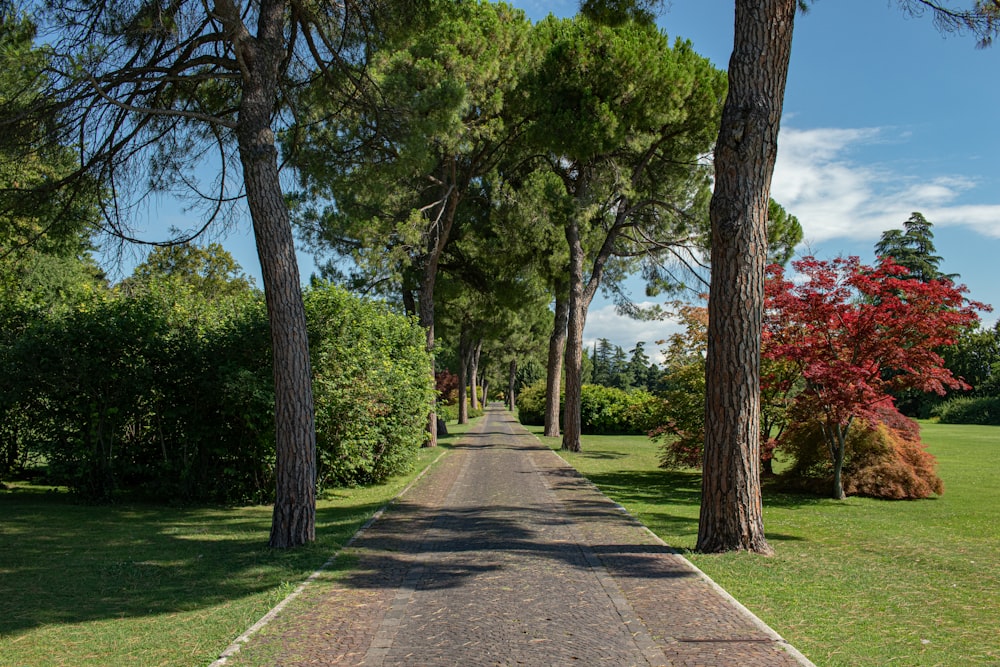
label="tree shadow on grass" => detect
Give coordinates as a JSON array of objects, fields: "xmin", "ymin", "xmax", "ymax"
[
  {"xmin": 583, "ymin": 469, "xmax": 703, "ymax": 508},
  {"xmin": 0, "ymin": 488, "xmax": 384, "ymax": 637}
]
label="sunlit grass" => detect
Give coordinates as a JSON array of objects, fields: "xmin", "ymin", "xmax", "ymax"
[
  {"xmin": 530, "ymin": 421, "xmax": 1000, "ymax": 667},
  {"xmin": 0, "ymin": 423, "xmax": 473, "ymax": 667}
]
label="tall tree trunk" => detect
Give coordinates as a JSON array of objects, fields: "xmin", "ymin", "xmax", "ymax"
[
  {"xmin": 230, "ymin": 0, "xmax": 316, "ymax": 549},
  {"xmin": 417, "ymin": 176, "xmax": 462, "ymax": 447},
  {"xmin": 698, "ymin": 0, "xmax": 796, "ymax": 555},
  {"xmin": 458, "ymin": 326, "xmax": 470, "ymax": 424},
  {"xmin": 544, "ymin": 285, "xmax": 569, "ymax": 437},
  {"xmin": 418, "ymin": 267, "xmax": 437, "ymax": 447},
  {"xmin": 508, "ymin": 358, "xmax": 517, "ymax": 412},
  {"xmin": 562, "ymin": 217, "xmax": 586, "ymax": 452},
  {"xmin": 470, "ymin": 339, "xmax": 482, "ymax": 410}
]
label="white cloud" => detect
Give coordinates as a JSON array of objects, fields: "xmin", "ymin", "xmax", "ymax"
[
  {"xmin": 582, "ymin": 302, "xmax": 684, "ymax": 364},
  {"xmin": 924, "ymin": 204, "xmax": 1000, "ymax": 238},
  {"xmin": 771, "ymin": 126, "xmax": 1000, "ymax": 243}
]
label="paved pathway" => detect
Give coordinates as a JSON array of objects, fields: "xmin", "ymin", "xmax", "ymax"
[{"xmin": 222, "ymin": 406, "xmax": 814, "ymax": 666}]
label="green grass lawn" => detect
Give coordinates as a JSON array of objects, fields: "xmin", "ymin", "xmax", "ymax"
[
  {"xmin": 531, "ymin": 421, "xmax": 1000, "ymax": 667},
  {"xmin": 0, "ymin": 421, "xmax": 477, "ymax": 667}
]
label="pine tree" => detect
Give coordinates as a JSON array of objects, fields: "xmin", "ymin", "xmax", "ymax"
[{"xmin": 874, "ymin": 212, "xmax": 957, "ymax": 283}]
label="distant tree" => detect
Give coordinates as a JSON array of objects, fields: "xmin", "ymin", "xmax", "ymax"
[
  {"xmin": 608, "ymin": 345, "xmax": 630, "ymax": 389},
  {"xmin": 592, "ymin": 338, "xmax": 615, "ymax": 387},
  {"xmin": 765, "ymin": 199, "xmax": 804, "ymax": 267},
  {"xmin": 764, "ymin": 255, "xmax": 982, "ymax": 499},
  {"xmin": 126, "ymin": 243, "xmax": 254, "ymax": 300},
  {"xmin": 874, "ymin": 212, "xmax": 956, "ymax": 282},
  {"xmin": 520, "ymin": 15, "xmax": 726, "ymax": 453},
  {"xmin": 944, "ymin": 321, "xmax": 1000, "ymax": 397},
  {"xmin": 627, "ymin": 341, "xmax": 654, "ymax": 391}
]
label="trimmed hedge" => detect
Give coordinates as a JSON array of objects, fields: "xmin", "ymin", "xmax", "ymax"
[
  {"xmin": 0, "ymin": 282, "xmax": 434, "ymax": 502},
  {"xmin": 517, "ymin": 381, "xmax": 666, "ymax": 435},
  {"xmin": 932, "ymin": 395, "xmax": 1000, "ymax": 425}
]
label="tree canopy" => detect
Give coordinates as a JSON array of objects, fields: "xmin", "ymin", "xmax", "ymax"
[{"xmin": 519, "ymin": 13, "xmax": 726, "ymax": 452}]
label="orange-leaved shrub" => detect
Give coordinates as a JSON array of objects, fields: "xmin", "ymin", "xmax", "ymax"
[{"xmin": 777, "ymin": 406, "xmax": 943, "ymax": 499}]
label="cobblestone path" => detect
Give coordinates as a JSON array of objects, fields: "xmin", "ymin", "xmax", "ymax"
[{"xmin": 221, "ymin": 406, "xmax": 813, "ymax": 667}]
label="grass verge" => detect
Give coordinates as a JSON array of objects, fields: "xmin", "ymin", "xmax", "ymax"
[
  {"xmin": 530, "ymin": 421, "xmax": 999, "ymax": 667},
  {"xmin": 0, "ymin": 420, "xmax": 478, "ymax": 667}
]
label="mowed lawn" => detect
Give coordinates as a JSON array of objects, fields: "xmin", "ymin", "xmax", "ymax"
[
  {"xmin": 536, "ymin": 421, "xmax": 999, "ymax": 667},
  {"xmin": 0, "ymin": 422, "xmax": 478, "ymax": 667}
]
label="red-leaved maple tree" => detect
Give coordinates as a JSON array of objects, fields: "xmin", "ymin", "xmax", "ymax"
[{"xmin": 764, "ymin": 256, "xmax": 985, "ymax": 499}]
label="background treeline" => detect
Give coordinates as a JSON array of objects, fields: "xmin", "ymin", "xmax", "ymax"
[
  {"xmin": 0, "ymin": 245, "xmax": 434, "ymax": 503},
  {"xmin": 515, "ymin": 338, "xmax": 667, "ymax": 435}
]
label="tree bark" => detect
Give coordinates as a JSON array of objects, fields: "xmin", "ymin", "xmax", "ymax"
[
  {"xmin": 418, "ymin": 266, "xmax": 438, "ymax": 447},
  {"xmin": 562, "ymin": 217, "xmax": 586, "ymax": 452},
  {"xmin": 230, "ymin": 0, "xmax": 316, "ymax": 549},
  {"xmin": 698, "ymin": 0, "xmax": 796, "ymax": 555},
  {"xmin": 470, "ymin": 353, "xmax": 479, "ymax": 410},
  {"xmin": 544, "ymin": 285, "xmax": 569, "ymax": 437},
  {"xmin": 458, "ymin": 326, "xmax": 470, "ymax": 424},
  {"xmin": 824, "ymin": 421, "xmax": 849, "ymax": 500},
  {"xmin": 508, "ymin": 358, "xmax": 517, "ymax": 412},
  {"xmin": 470, "ymin": 339, "xmax": 482, "ymax": 410}
]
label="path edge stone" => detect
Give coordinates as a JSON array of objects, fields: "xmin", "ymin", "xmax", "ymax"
[{"xmin": 209, "ymin": 447, "xmax": 451, "ymax": 666}]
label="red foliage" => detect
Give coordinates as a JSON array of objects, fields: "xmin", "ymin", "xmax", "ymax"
[
  {"xmin": 435, "ymin": 370, "xmax": 460, "ymax": 405},
  {"xmin": 843, "ymin": 406, "xmax": 944, "ymax": 499},
  {"xmin": 777, "ymin": 404, "xmax": 944, "ymax": 499},
  {"xmin": 764, "ymin": 256, "xmax": 982, "ymax": 497},
  {"xmin": 764, "ymin": 256, "xmax": 983, "ymax": 431}
]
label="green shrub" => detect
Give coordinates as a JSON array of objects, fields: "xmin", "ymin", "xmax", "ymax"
[
  {"xmin": 516, "ymin": 381, "xmax": 665, "ymax": 435},
  {"xmin": 516, "ymin": 381, "xmax": 547, "ymax": 426},
  {"xmin": 0, "ymin": 281, "xmax": 435, "ymax": 501},
  {"xmin": 436, "ymin": 403, "xmax": 484, "ymax": 423},
  {"xmin": 0, "ymin": 286, "xmax": 275, "ymax": 503},
  {"xmin": 306, "ymin": 285, "xmax": 435, "ymax": 488},
  {"xmin": 932, "ymin": 395, "xmax": 1000, "ymax": 425}
]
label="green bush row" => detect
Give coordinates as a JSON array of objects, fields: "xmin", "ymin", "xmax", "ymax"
[
  {"xmin": 932, "ymin": 395, "xmax": 1000, "ymax": 425},
  {"xmin": 517, "ymin": 381, "xmax": 666, "ymax": 435},
  {"xmin": 0, "ymin": 282, "xmax": 434, "ymax": 502},
  {"xmin": 436, "ymin": 403, "xmax": 485, "ymax": 423}
]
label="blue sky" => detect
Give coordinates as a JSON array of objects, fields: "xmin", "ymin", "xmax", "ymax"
[{"xmin": 119, "ymin": 1, "xmax": 1000, "ymax": 357}]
